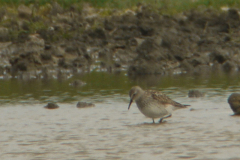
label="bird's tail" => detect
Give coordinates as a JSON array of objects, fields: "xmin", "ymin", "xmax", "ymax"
[{"xmin": 174, "ymin": 101, "xmax": 190, "ymax": 108}]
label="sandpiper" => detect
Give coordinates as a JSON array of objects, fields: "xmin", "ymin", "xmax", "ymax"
[{"xmin": 128, "ymin": 86, "xmax": 189, "ymax": 123}]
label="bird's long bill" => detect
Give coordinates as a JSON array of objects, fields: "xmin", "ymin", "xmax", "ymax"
[{"xmin": 128, "ymin": 99, "xmax": 133, "ymax": 110}]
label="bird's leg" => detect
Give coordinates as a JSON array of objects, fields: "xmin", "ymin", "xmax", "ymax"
[
  {"xmin": 159, "ymin": 114, "xmax": 172, "ymax": 123},
  {"xmin": 159, "ymin": 118, "xmax": 163, "ymax": 123},
  {"xmin": 152, "ymin": 118, "xmax": 155, "ymax": 123}
]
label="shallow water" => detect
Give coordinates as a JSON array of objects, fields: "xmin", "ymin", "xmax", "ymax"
[{"xmin": 1, "ymin": 72, "xmax": 240, "ymax": 160}]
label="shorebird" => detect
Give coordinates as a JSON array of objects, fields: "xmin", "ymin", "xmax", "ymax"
[{"xmin": 128, "ymin": 86, "xmax": 189, "ymax": 123}]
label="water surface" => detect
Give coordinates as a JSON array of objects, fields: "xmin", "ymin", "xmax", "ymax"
[{"xmin": 1, "ymin": 71, "xmax": 240, "ymax": 159}]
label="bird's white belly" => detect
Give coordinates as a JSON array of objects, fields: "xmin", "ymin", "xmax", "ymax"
[{"xmin": 137, "ymin": 103, "xmax": 171, "ymax": 118}]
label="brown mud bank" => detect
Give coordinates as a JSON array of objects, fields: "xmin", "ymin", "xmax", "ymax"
[{"xmin": 1, "ymin": 3, "xmax": 240, "ymax": 79}]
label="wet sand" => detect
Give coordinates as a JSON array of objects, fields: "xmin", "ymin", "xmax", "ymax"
[{"xmin": 1, "ymin": 94, "xmax": 240, "ymax": 160}]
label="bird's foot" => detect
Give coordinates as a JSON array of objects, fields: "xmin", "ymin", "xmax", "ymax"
[{"xmin": 159, "ymin": 114, "xmax": 172, "ymax": 123}]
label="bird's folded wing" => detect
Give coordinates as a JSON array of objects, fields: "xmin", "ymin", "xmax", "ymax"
[{"xmin": 149, "ymin": 90, "xmax": 186, "ymax": 108}]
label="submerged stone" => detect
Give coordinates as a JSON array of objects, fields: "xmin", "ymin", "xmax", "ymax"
[
  {"xmin": 188, "ymin": 90, "xmax": 205, "ymax": 98},
  {"xmin": 69, "ymin": 80, "xmax": 86, "ymax": 87},
  {"xmin": 76, "ymin": 102, "xmax": 95, "ymax": 108},
  {"xmin": 44, "ymin": 103, "xmax": 59, "ymax": 109},
  {"xmin": 228, "ymin": 93, "xmax": 240, "ymax": 115}
]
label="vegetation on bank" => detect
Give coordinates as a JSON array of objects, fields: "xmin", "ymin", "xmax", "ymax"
[
  {"xmin": 0, "ymin": 0, "xmax": 240, "ymax": 42},
  {"xmin": 0, "ymin": 0, "xmax": 240, "ymax": 14}
]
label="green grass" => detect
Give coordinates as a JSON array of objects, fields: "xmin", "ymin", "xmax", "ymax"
[
  {"xmin": 0, "ymin": 0, "xmax": 239, "ymax": 42},
  {"xmin": 0, "ymin": 0, "xmax": 240, "ymax": 14}
]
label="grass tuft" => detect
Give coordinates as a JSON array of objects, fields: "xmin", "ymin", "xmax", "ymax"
[{"xmin": 0, "ymin": 0, "xmax": 240, "ymax": 12}]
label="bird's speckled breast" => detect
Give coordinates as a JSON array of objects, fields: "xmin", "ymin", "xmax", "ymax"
[{"xmin": 135, "ymin": 95, "xmax": 169, "ymax": 118}]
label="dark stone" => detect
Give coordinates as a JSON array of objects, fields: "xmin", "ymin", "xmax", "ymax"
[
  {"xmin": 136, "ymin": 38, "xmax": 157, "ymax": 57},
  {"xmin": 19, "ymin": 52, "xmax": 29, "ymax": 58},
  {"xmin": 224, "ymin": 36, "xmax": 231, "ymax": 42},
  {"xmin": 180, "ymin": 60, "xmax": 193, "ymax": 71},
  {"xmin": 41, "ymin": 53, "xmax": 52, "ymax": 60},
  {"xmin": 83, "ymin": 53, "xmax": 92, "ymax": 61},
  {"xmin": 218, "ymin": 22, "xmax": 230, "ymax": 33},
  {"xmin": 98, "ymin": 50, "xmax": 107, "ymax": 59},
  {"xmin": 104, "ymin": 19, "xmax": 114, "ymax": 31},
  {"xmin": 18, "ymin": 4, "xmax": 32, "ymax": 18},
  {"xmin": 32, "ymin": 16, "xmax": 42, "ymax": 22},
  {"xmin": 76, "ymin": 102, "xmax": 95, "ymax": 108},
  {"xmin": 15, "ymin": 61, "xmax": 28, "ymax": 71},
  {"xmin": 114, "ymin": 43, "xmax": 126, "ymax": 49},
  {"xmin": 227, "ymin": 9, "xmax": 240, "ymax": 20},
  {"xmin": 0, "ymin": 28, "xmax": 10, "ymax": 42},
  {"xmin": 65, "ymin": 46, "xmax": 78, "ymax": 53},
  {"xmin": 72, "ymin": 57, "xmax": 88, "ymax": 67},
  {"xmin": 44, "ymin": 103, "xmax": 59, "ymax": 109},
  {"xmin": 190, "ymin": 57, "xmax": 205, "ymax": 67},
  {"xmin": 114, "ymin": 63, "xmax": 121, "ymax": 68},
  {"xmin": 21, "ymin": 21, "xmax": 30, "ymax": 31},
  {"xmin": 228, "ymin": 93, "xmax": 240, "ymax": 115},
  {"xmin": 138, "ymin": 25, "xmax": 154, "ymax": 36},
  {"xmin": 44, "ymin": 44, "xmax": 51, "ymax": 50},
  {"xmin": 210, "ymin": 51, "xmax": 228, "ymax": 64},
  {"xmin": 9, "ymin": 57, "xmax": 19, "ymax": 65},
  {"xmin": 41, "ymin": 67, "xmax": 51, "ymax": 79},
  {"xmin": 222, "ymin": 60, "xmax": 236, "ymax": 72},
  {"xmin": 0, "ymin": 7, "xmax": 6, "ymax": 21},
  {"xmin": 174, "ymin": 55, "xmax": 184, "ymax": 61},
  {"xmin": 161, "ymin": 39, "xmax": 171, "ymax": 48},
  {"xmin": 53, "ymin": 25, "xmax": 61, "ymax": 31},
  {"xmin": 58, "ymin": 58, "xmax": 72, "ymax": 68},
  {"xmin": 18, "ymin": 31, "xmax": 30, "ymax": 42},
  {"xmin": 128, "ymin": 63, "xmax": 164, "ymax": 75},
  {"xmin": 188, "ymin": 90, "xmax": 205, "ymax": 98},
  {"xmin": 37, "ymin": 28, "xmax": 55, "ymax": 41},
  {"xmin": 88, "ymin": 28, "xmax": 106, "ymax": 39},
  {"xmin": 194, "ymin": 18, "xmax": 207, "ymax": 29},
  {"xmin": 128, "ymin": 38, "xmax": 138, "ymax": 46}
]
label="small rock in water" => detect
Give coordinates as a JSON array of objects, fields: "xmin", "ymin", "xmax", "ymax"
[
  {"xmin": 69, "ymin": 80, "xmax": 86, "ymax": 87},
  {"xmin": 76, "ymin": 102, "xmax": 95, "ymax": 108},
  {"xmin": 228, "ymin": 93, "xmax": 240, "ymax": 115},
  {"xmin": 188, "ymin": 90, "xmax": 205, "ymax": 98},
  {"xmin": 44, "ymin": 103, "xmax": 59, "ymax": 109}
]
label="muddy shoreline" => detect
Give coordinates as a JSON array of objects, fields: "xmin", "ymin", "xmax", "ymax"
[{"xmin": 1, "ymin": 3, "xmax": 240, "ymax": 79}]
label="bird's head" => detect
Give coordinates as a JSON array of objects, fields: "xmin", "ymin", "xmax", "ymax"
[{"xmin": 128, "ymin": 86, "xmax": 144, "ymax": 110}]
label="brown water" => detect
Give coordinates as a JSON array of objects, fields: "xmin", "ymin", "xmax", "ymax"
[{"xmin": 1, "ymin": 72, "xmax": 240, "ymax": 160}]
